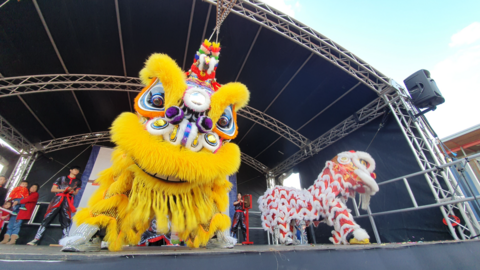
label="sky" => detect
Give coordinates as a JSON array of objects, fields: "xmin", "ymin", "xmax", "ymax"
[{"xmin": 261, "ymin": 0, "xmax": 480, "ymax": 139}]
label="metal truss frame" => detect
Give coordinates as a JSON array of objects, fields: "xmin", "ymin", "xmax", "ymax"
[
  {"xmin": 237, "ymin": 106, "xmax": 310, "ymax": 148},
  {"xmin": 241, "ymin": 152, "xmax": 270, "ymax": 174},
  {"xmin": 0, "ymin": 75, "xmax": 309, "ymax": 151},
  {"xmin": 6, "ymin": 153, "xmax": 37, "ymax": 193},
  {"xmin": 39, "ymin": 132, "xmax": 111, "ymax": 153},
  {"xmin": 384, "ymin": 92, "xmax": 480, "ymax": 240},
  {"xmin": 0, "ymin": 114, "xmax": 33, "ymax": 153},
  {"xmin": 37, "ymin": 131, "xmax": 270, "ymax": 174},
  {"xmin": 204, "ymin": 0, "xmax": 390, "ymax": 94},
  {"xmin": 0, "ymin": 75, "xmax": 142, "ymax": 96},
  {"xmin": 270, "ymin": 94, "xmax": 391, "ymax": 177}
]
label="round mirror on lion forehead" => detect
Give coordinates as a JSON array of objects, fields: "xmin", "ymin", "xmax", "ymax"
[
  {"xmin": 190, "ymin": 92, "xmax": 206, "ymax": 106},
  {"xmin": 183, "ymin": 87, "xmax": 211, "ymax": 112},
  {"xmin": 337, "ymin": 156, "xmax": 351, "ymax": 165}
]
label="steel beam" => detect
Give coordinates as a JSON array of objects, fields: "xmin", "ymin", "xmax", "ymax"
[
  {"xmin": 0, "ymin": 75, "xmax": 142, "ymax": 96},
  {"xmin": 114, "ymin": 0, "xmax": 128, "ymax": 77},
  {"xmin": 37, "ymin": 131, "xmax": 269, "ymax": 174},
  {"xmin": 241, "ymin": 152, "xmax": 270, "ymax": 174},
  {"xmin": 39, "ymin": 131, "xmax": 110, "ymax": 153},
  {"xmin": 237, "ymin": 106, "xmax": 309, "ymax": 148},
  {"xmin": 18, "ymin": 96, "xmax": 55, "ymax": 139},
  {"xmin": 204, "ymin": 0, "xmax": 390, "ymax": 94},
  {"xmin": 0, "ymin": 114, "xmax": 33, "ymax": 153},
  {"xmin": 255, "ymin": 81, "xmax": 362, "ymax": 158},
  {"xmin": 270, "ymin": 94, "xmax": 391, "ymax": 177},
  {"xmin": 384, "ymin": 91, "xmax": 480, "ymax": 239},
  {"xmin": 32, "ymin": 0, "xmax": 69, "ymax": 74},
  {"xmin": 201, "ymin": 5, "xmax": 212, "ymax": 42},
  {"xmin": 182, "ymin": 0, "xmax": 196, "ymax": 70},
  {"xmin": 0, "ymin": 75, "xmax": 308, "ymax": 149},
  {"xmin": 235, "ymin": 26, "xmax": 262, "ymax": 82}
]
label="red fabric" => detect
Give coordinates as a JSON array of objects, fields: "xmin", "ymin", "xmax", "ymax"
[
  {"xmin": 9, "ymin": 186, "xmax": 29, "ymax": 200},
  {"xmin": 17, "ymin": 192, "xmax": 39, "ymax": 220},
  {"xmin": 52, "ymin": 192, "xmax": 76, "ymax": 218},
  {"xmin": 0, "ymin": 210, "xmax": 10, "ymax": 228},
  {"xmin": 67, "ymin": 175, "xmax": 75, "ymax": 185}
]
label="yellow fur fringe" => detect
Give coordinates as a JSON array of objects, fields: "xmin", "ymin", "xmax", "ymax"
[
  {"xmin": 111, "ymin": 112, "xmax": 241, "ymax": 185},
  {"xmin": 74, "ymin": 146, "xmax": 233, "ymax": 251},
  {"xmin": 209, "ymin": 82, "xmax": 250, "ymax": 124},
  {"xmin": 139, "ymin": 53, "xmax": 187, "ymax": 109}
]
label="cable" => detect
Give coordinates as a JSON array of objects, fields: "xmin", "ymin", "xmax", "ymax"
[
  {"xmin": 39, "ymin": 144, "xmax": 92, "ymax": 189},
  {"xmin": 0, "ymin": 0, "xmax": 11, "ymax": 9},
  {"xmin": 365, "ymin": 110, "xmax": 390, "ymax": 151}
]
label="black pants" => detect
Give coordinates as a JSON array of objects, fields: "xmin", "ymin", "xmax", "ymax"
[
  {"xmin": 34, "ymin": 199, "xmax": 71, "ymax": 241},
  {"xmin": 231, "ymin": 211, "xmax": 246, "ymax": 241}
]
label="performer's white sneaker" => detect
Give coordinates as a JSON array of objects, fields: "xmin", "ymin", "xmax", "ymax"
[
  {"xmin": 62, "ymin": 236, "xmax": 101, "ymax": 252},
  {"xmin": 26, "ymin": 239, "xmax": 38, "ymax": 246}
]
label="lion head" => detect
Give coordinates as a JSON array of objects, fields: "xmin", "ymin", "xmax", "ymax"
[
  {"xmin": 332, "ymin": 150, "xmax": 379, "ymax": 209},
  {"xmin": 111, "ymin": 48, "xmax": 249, "ymax": 192}
]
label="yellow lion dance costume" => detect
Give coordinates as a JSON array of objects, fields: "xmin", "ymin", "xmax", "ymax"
[{"xmin": 61, "ymin": 40, "xmax": 249, "ymax": 252}]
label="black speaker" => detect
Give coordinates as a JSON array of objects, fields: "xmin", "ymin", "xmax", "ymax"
[{"xmin": 403, "ymin": 69, "xmax": 445, "ymax": 109}]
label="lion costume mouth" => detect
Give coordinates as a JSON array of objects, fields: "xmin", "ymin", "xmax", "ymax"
[
  {"xmin": 111, "ymin": 112, "xmax": 241, "ymax": 186},
  {"xmin": 134, "ymin": 160, "xmax": 187, "ymax": 183}
]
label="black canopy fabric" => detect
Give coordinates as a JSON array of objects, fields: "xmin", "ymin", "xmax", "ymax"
[
  {"xmin": 0, "ymin": 0, "xmax": 379, "ymax": 168},
  {"xmin": 0, "ymin": 0, "xmax": 452, "ymax": 245}
]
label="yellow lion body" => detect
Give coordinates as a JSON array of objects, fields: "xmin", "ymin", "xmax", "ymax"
[{"xmin": 73, "ymin": 51, "xmax": 249, "ymax": 251}]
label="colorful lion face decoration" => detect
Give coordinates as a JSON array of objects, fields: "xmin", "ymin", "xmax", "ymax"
[
  {"xmin": 62, "ymin": 41, "xmax": 249, "ymax": 252},
  {"xmin": 258, "ymin": 151, "xmax": 378, "ymax": 245}
]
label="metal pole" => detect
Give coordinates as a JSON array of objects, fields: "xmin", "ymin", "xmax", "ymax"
[
  {"xmin": 355, "ymin": 196, "xmax": 480, "ymax": 218},
  {"xmin": 367, "ymin": 206, "xmax": 381, "ymax": 244},
  {"xmin": 267, "ymin": 228, "xmax": 271, "ymax": 245},
  {"xmin": 403, "ymin": 178, "xmax": 418, "ymax": 207},
  {"xmin": 351, "ymin": 196, "xmax": 361, "ymax": 216},
  {"xmin": 384, "ymin": 94, "xmax": 459, "ymax": 240}
]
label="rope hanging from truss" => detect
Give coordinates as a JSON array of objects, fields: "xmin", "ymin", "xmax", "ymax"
[{"xmin": 208, "ymin": 0, "xmax": 237, "ymax": 42}]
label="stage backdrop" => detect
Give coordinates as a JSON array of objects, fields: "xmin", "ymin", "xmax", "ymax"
[
  {"xmin": 294, "ymin": 115, "xmax": 452, "ymax": 244},
  {"xmin": 70, "ymin": 145, "xmax": 113, "ymax": 235}
]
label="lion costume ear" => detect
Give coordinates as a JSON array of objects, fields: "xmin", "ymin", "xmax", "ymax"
[
  {"xmin": 137, "ymin": 53, "xmax": 187, "ymax": 114},
  {"xmin": 209, "ymin": 82, "xmax": 250, "ymax": 139}
]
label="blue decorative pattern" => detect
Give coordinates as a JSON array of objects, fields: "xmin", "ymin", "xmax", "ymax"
[
  {"xmin": 73, "ymin": 145, "xmax": 100, "ymax": 208},
  {"xmin": 216, "ymin": 105, "xmax": 236, "ymax": 137}
]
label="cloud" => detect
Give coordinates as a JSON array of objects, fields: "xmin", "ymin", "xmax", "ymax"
[
  {"xmin": 427, "ymin": 44, "xmax": 480, "ymax": 138},
  {"xmin": 261, "ymin": 0, "xmax": 301, "ymax": 18},
  {"xmin": 449, "ymin": 22, "xmax": 480, "ymax": 47}
]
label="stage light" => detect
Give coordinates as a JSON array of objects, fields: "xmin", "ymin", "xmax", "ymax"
[{"xmin": 0, "ymin": 137, "xmax": 20, "ymax": 155}]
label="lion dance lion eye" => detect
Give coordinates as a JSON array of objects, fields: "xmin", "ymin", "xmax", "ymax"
[
  {"xmin": 360, "ymin": 159, "xmax": 368, "ymax": 167},
  {"xmin": 151, "ymin": 93, "xmax": 164, "ymax": 108},
  {"xmin": 218, "ymin": 115, "xmax": 230, "ymax": 128}
]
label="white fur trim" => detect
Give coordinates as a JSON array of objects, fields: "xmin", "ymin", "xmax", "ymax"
[
  {"xmin": 183, "ymin": 87, "xmax": 211, "ymax": 112},
  {"xmin": 354, "ymin": 169, "xmax": 379, "ymax": 195},
  {"xmin": 355, "ymin": 151, "xmax": 376, "ymax": 172},
  {"xmin": 353, "ymin": 228, "xmax": 369, "ymax": 241}
]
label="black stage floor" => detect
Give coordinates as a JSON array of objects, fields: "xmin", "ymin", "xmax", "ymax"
[{"xmin": 1, "ymin": 240, "xmax": 479, "ymax": 270}]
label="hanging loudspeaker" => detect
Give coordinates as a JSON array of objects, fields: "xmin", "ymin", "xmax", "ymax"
[{"xmin": 403, "ymin": 69, "xmax": 445, "ymax": 109}]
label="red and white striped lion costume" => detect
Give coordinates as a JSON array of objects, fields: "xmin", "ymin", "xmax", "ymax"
[{"xmin": 258, "ymin": 151, "xmax": 379, "ymax": 245}]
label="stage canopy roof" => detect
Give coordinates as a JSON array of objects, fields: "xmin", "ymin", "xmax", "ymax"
[{"xmin": 0, "ymin": 0, "xmax": 395, "ymax": 177}]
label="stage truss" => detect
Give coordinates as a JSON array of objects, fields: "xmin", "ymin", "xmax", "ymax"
[
  {"xmin": 0, "ymin": 0, "xmax": 477, "ymax": 244},
  {"xmin": 205, "ymin": 0, "xmax": 390, "ymax": 94}
]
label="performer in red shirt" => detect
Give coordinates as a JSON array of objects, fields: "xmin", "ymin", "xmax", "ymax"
[
  {"xmin": 27, "ymin": 166, "xmax": 82, "ymax": 246},
  {"xmin": 230, "ymin": 192, "xmax": 247, "ymax": 242},
  {"xmin": 0, "ymin": 184, "xmax": 39, "ymax": 245}
]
